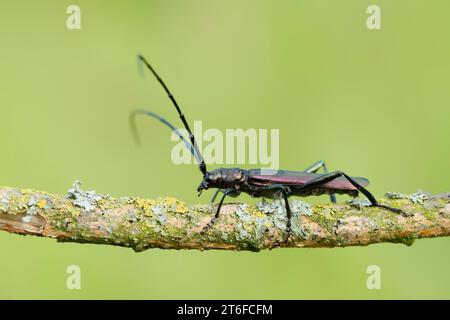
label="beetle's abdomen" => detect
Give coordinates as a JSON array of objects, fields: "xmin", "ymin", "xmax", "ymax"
[{"xmin": 248, "ymin": 169, "xmax": 369, "ymax": 191}]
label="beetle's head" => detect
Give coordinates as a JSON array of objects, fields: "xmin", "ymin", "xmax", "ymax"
[{"xmin": 197, "ymin": 169, "xmax": 222, "ymax": 195}]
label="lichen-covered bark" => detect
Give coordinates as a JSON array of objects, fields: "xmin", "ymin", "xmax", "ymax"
[{"xmin": 0, "ymin": 182, "xmax": 449, "ymax": 252}]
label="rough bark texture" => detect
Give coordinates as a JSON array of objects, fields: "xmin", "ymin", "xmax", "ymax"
[{"xmin": 0, "ymin": 182, "xmax": 449, "ymax": 252}]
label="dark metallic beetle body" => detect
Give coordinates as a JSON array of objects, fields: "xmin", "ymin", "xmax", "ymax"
[{"xmin": 200, "ymin": 168, "xmax": 366, "ymax": 199}]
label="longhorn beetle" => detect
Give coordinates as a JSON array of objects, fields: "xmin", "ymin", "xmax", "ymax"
[{"xmin": 130, "ymin": 55, "xmax": 406, "ymax": 241}]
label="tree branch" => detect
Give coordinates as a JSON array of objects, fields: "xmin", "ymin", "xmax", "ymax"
[{"xmin": 0, "ymin": 182, "xmax": 449, "ymax": 251}]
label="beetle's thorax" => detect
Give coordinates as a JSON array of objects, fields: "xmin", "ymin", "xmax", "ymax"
[
  {"xmin": 197, "ymin": 168, "xmax": 247, "ymax": 193},
  {"xmin": 219, "ymin": 168, "xmax": 247, "ymax": 188}
]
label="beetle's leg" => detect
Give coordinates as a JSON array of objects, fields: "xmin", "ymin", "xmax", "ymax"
[
  {"xmin": 304, "ymin": 160, "xmax": 328, "ymax": 173},
  {"xmin": 295, "ymin": 171, "xmax": 407, "ymax": 216},
  {"xmin": 202, "ymin": 192, "xmax": 227, "ymax": 232},
  {"xmin": 203, "ymin": 189, "xmax": 237, "ymax": 232},
  {"xmin": 281, "ymin": 189, "xmax": 292, "ymax": 243},
  {"xmin": 210, "ymin": 189, "xmax": 221, "ymax": 204},
  {"xmin": 304, "ymin": 160, "xmax": 336, "ymax": 203}
]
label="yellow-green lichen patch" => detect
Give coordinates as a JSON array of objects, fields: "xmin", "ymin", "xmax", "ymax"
[
  {"xmin": 37, "ymin": 199, "xmax": 47, "ymax": 209},
  {"xmin": 1, "ymin": 189, "xmax": 30, "ymax": 214},
  {"xmin": 134, "ymin": 198, "xmax": 155, "ymax": 217},
  {"xmin": 422, "ymin": 209, "xmax": 438, "ymax": 221},
  {"xmin": 160, "ymin": 197, "xmax": 190, "ymax": 214},
  {"xmin": 309, "ymin": 204, "xmax": 347, "ymax": 233}
]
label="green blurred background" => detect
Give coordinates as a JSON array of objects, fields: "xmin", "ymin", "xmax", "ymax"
[{"xmin": 1, "ymin": 0, "xmax": 449, "ymax": 299}]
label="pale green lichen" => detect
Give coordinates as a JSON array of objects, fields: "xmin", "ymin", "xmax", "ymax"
[
  {"xmin": 255, "ymin": 217, "xmax": 268, "ymax": 239},
  {"xmin": 290, "ymin": 199, "xmax": 313, "ymax": 216},
  {"xmin": 385, "ymin": 190, "xmax": 429, "ymax": 204},
  {"xmin": 385, "ymin": 192, "xmax": 406, "ymax": 199},
  {"xmin": 348, "ymin": 198, "xmax": 372, "ymax": 209},
  {"xmin": 290, "ymin": 210, "xmax": 309, "ymax": 239},
  {"xmin": 234, "ymin": 204, "xmax": 253, "ymax": 242},
  {"xmin": 409, "ymin": 191, "xmax": 429, "ymax": 204},
  {"xmin": 152, "ymin": 205, "xmax": 167, "ymax": 224},
  {"xmin": 66, "ymin": 180, "xmax": 108, "ymax": 212},
  {"xmin": 255, "ymin": 198, "xmax": 313, "ymax": 239},
  {"xmin": 0, "ymin": 196, "xmax": 9, "ymax": 212},
  {"xmin": 22, "ymin": 194, "xmax": 40, "ymax": 222},
  {"xmin": 423, "ymin": 199, "xmax": 440, "ymax": 210},
  {"xmin": 256, "ymin": 198, "xmax": 277, "ymax": 214}
]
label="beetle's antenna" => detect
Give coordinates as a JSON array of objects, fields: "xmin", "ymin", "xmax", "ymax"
[
  {"xmin": 129, "ymin": 109, "xmax": 202, "ymax": 164},
  {"xmin": 137, "ymin": 55, "xmax": 207, "ymax": 175}
]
